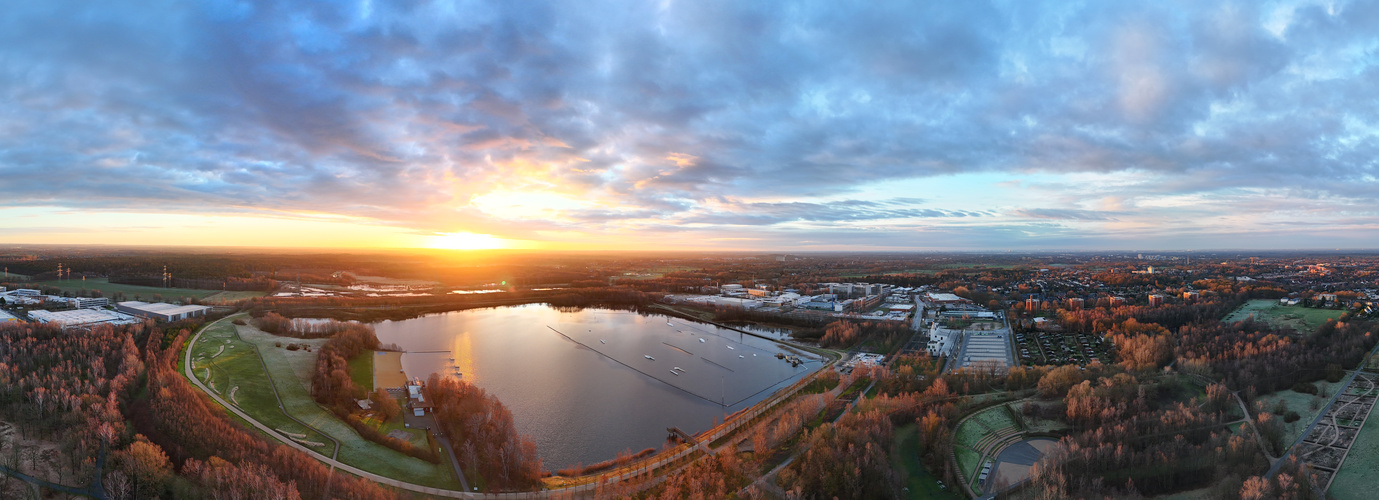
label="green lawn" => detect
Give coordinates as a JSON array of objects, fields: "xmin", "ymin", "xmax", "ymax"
[
  {"xmin": 1254, "ymin": 379, "xmax": 1347, "ymax": 445},
  {"xmin": 955, "ymin": 446, "xmax": 980, "ymax": 481},
  {"xmin": 893, "ymin": 424, "xmax": 961, "ymax": 500},
  {"xmin": 190, "ymin": 319, "xmax": 333, "ymax": 449},
  {"xmin": 33, "ymin": 277, "xmax": 225, "ymax": 301},
  {"xmin": 1222, "ymin": 299, "xmax": 1344, "ymax": 335},
  {"xmin": 201, "ymin": 290, "xmax": 270, "ymax": 304},
  {"xmin": 972, "ymin": 406, "xmax": 1018, "ymax": 432},
  {"xmin": 348, "ymin": 352, "xmax": 375, "ymax": 391},
  {"xmin": 954, "ymin": 418, "xmax": 985, "ymax": 450},
  {"xmin": 194, "ymin": 320, "xmax": 462, "ymax": 490}
]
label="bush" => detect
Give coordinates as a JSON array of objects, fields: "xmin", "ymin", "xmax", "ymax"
[
  {"xmin": 1292, "ymin": 382, "xmax": 1317, "ymax": 394},
  {"xmin": 285, "ymin": 343, "xmax": 300, "ymax": 351},
  {"xmin": 231, "ymin": 319, "xmax": 247, "ymax": 326},
  {"xmin": 1326, "ymin": 363, "xmax": 1345, "ymax": 383},
  {"xmin": 1284, "ymin": 411, "xmax": 1301, "ymax": 423},
  {"xmin": 274, "ymin": 342, "xmax": 282, "ymax": 348}
]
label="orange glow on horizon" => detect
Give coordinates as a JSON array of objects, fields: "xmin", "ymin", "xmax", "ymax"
[{"xmin": 428, "ymin": 232, "xmax": 510, "ymax": 250}]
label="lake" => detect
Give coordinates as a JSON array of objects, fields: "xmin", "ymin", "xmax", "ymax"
[{"xmin": 371, "ymin": 304, "xmax": 824, "ymax": 470}]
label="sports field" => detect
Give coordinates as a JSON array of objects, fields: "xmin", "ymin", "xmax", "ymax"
[{"xmin": 1221, "ymin": 299, "xmax": 1344, "ymax": 335}]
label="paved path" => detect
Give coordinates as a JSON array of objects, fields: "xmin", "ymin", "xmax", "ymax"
[{"xmin": 0, "ymin": 441, "xmax": 106, "ymax": 499}]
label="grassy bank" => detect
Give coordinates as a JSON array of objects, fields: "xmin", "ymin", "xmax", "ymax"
[{"xmin": 191, "ymin": 320, "xmax": 462, "ymax": 489}]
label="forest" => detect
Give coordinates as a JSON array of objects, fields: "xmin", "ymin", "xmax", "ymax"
[
  {"xmin": 423, "ymin": 374, "xmax": 543, "ymax": 490},
  {"xmin": 0, "ymin": 320, "xmax": 397, "ymax": 499}
]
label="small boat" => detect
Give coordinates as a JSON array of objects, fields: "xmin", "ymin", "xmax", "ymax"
[
  {"xmin": 644, "ymin": 355, "xmax": 655, "ymax": 360},
  {"xmin": 670, "ymin": 370, "xmax": 679, "ymax": 376},
  {"xmin": 673, "ymin": 367, "xmax": 682, "ymax": 371},
  {"xmin": 699, "ymin": 338, "xmax": 705, "ymax": 343},
  {"xmin": 726, "ymin": 346, "xmax": 735, "ymax": 350},
  {"xmin": 600, "ymin": 339, "xmax": 606, "ymax": 344},
  {"xmin": 667, "ymin": 322, "xmax": 674, "ymax": 326},
  {"xmin": 739, "ymin": 355, "xmax": 745, "ymax": 358}
]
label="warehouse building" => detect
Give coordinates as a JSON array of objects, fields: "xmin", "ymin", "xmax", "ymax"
[
  {"xmin": 28, "ymin": 309, "xmax": 139, "ymax": 328},
  {"xmin": 116, "ymin": 301, "xmax": 212, "ymax": 322}
]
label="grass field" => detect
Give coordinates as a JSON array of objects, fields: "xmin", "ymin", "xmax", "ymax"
[
  {"xmin": 201, "ymin": 290, "xmax": 270, "ymax": 304},
  {"xmin": 893, "ymin": 424, "xmax": 961, "ymax": 499},
  {"xmin": 33, "ymin": 278, "xmax": 227, "ymax": 300},
  {"xmin": 973, "ymin": 406, "xmax": 1018, "ymax": 432},
  {"xmin": 348, "ymin": 352, "xmax": 374, "ymax": 391},
  {"xmin": 1329, "ymin": 399, "xmax": 1379, "ymax": 499},
  {"xmin": 955, "ymin": 418, "xmax": 986, "ymax": 450},
  {"xmin": 1254, "ymin": 379, "xmax": 1347, "ymax": 444},
  {"xmin": 1221, "ymin": 299, "xmax": 1344, "ymax": 334},
  {"xmin": 955, "ymin": 446, "xmax": 980, "ymax": 480},
  {"xmin": 194, "ymin": 320, "xmax": 462, "ymax": 489},
  {"xmin": 352, "ymin": 275, "xmax": 441, "ymax": 286},
  {"xmin": 190, "ymin": 319, "xmax": 333, "ymax": 448}
]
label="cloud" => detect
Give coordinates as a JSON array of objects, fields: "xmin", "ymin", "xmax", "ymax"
[
  {"xmin": 1, "ymin": 0, "xmax": 1378, "ymax": 249},
  {"xmin": 1007, "ymin": 208, "xmax": 1119, "ymax": 221}
]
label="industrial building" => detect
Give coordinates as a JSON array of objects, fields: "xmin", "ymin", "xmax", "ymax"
[
  {"xmin": 116, "ymin": 301, "xmax": 213, "ymax": 322},
  {"xmin": 57, "ymin": 297, "xmax": 110, "ymax": 309},
  {"xmin": 955, "ymin": 331, "xmax": 1013, "ymax": 372},
  {"xmin": 0, "ymin": 310, "xmax": 18, "ymax": 323},
  {"xmin": 28, "ymin": 309, "xmax": 140, "ymax": 328}
]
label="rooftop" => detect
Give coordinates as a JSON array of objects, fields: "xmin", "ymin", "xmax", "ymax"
[{"xmin": 118, "ymin": 301, "xmax": 212, "ymax": 316}]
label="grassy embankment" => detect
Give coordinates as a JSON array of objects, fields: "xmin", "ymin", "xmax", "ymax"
[
  {"xmin": 893, "ymin": 424, "xmax": 962, "ymax": 500},
  {"xmin": 952, "ymin": 405, "xmax": 1021, "ymax": 483},
  {"xmin": 1221, "ymin": 299, "xmax": 1345, "ymax": 335},
  {"xmin": 190, "ymin": 318, "xmax": 462, "ymax": 489},
  {"xmin": 189, "ymin": 319, "xmax": 333, "ymax": 448}
]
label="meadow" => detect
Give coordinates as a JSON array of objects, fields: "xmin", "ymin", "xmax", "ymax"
[{"xmin": 1221, "ymin": 299, "xmax": 1344, "ymax": 334}]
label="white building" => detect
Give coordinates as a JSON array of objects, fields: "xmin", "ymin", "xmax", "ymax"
[
  {"xmin": 116, "ymin": 301, "xmax": 212, "ymax": 322},
  {"xmin": 28, "ymin": 308, "xmax": 139, "ymax": 328}
]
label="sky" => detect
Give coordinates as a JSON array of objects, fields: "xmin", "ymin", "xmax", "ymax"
[{"xmin": 2, "ymin": 0, "xmax": 1378, "ymax": 251}]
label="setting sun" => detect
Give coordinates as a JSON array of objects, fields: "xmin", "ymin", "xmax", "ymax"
[{"xmin": 428, "ymin": 232, "xmax": 509, "ymax": 250}]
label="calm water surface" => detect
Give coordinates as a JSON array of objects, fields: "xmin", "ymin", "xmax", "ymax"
[{"xmin": 371, "ymin": 304, "xmax": 823, "ymax": 470}]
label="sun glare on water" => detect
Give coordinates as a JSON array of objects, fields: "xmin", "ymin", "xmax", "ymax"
[{"xmin": 428, "ymin": 232, "xmax": 508, "ymax": 250}]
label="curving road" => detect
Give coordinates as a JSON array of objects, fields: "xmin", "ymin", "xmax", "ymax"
[{"xmin": 184, "ymin": 314, "xmax": 836, "ymax": 499}]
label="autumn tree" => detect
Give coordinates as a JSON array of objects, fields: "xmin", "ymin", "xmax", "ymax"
[{"xmin": 370, "ymin": 388, "xmax": 401, "ymax": 421}]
